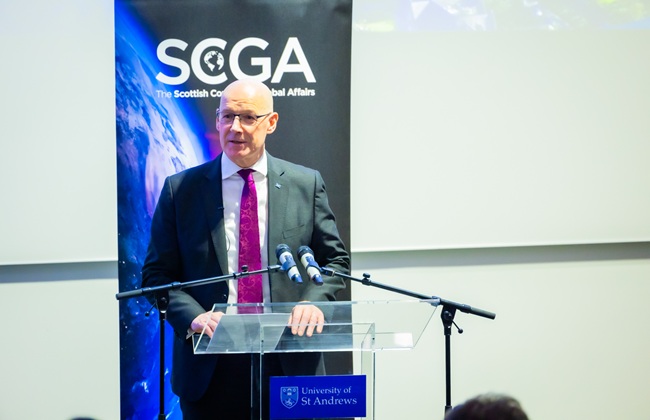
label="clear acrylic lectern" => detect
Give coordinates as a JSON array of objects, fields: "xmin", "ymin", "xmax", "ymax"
[{"xmin": 192, "ymin": 299, "xmax": 438, "ymax": 419}]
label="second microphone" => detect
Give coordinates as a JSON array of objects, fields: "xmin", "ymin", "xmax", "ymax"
[{"xmin": 275, "ymin": 244, "xmax": 303, "ymax": 284}]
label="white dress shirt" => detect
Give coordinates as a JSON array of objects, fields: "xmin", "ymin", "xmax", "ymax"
[{"xmin": 220, "ymin": 152, "xmax": 271, "ymax": 307}]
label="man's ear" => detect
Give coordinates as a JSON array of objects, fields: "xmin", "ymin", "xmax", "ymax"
[{"xmin": 266, "ymin": 112, "xmax": 279, "ymax": 134}]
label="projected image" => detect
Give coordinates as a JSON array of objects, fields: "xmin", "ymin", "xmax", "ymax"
[{"xmin": 353, "ymin": 0, "xmax": 650, "ymax": 31}]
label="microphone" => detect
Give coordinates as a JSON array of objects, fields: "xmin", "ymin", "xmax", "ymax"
[
  {"xmin": 275, "ymin": 244, "xmax": 303, "ymax": 284},
  {"xmin": 297, "ymin": 246, "xmax": 324, "ymax": 285}
]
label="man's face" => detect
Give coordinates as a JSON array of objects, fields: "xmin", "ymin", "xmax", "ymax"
[{"xmin": 216, "ymin": 83, "xmax": 277, "ymax": 168}]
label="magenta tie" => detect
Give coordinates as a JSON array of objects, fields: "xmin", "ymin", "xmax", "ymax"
[{"xmin": 237, "ymin": 169, "xmax": 263, "ymax": 312}]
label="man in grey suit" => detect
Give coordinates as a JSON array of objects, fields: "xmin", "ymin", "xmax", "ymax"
[{"xmin": 141, "ymin": 79, "xmax": 350, "ymax": 419}]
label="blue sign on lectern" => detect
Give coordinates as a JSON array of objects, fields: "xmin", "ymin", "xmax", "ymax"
[{"xmin": 270, "ymin": 374, "xmax": 366, "ymax": 419}]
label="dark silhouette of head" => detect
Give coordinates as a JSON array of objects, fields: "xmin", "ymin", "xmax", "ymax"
[{"xmin": 445, "ymin": 393, "xmax": 528, "ymax": 420}]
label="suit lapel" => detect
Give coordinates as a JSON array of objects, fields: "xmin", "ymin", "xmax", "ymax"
[
  {"xmin": 200, "ymin": 156, "xmax": 229, "ymax": 274},
  {"xmin": 267, "ymin": 155, "xmax": 288, "ymax": 257}
]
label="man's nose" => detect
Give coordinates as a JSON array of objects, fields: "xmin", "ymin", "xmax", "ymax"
[{"xmin": 230, "ymin": 116, "xmax": 244, "ymax": 131}]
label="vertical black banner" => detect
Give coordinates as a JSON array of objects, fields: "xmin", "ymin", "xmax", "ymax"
[{"xmin": 115, "ymin": 0, "xmax": 351, "ymax": 418}]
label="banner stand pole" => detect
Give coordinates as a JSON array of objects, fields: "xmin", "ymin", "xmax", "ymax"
[{"xmin": 153, "ymin": 290, "xmax": 169, "ymax": 420}]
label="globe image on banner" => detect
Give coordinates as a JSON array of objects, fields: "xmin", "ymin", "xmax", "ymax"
[{"xmin": 115, "ymin": 5, "xmax": 209, "ymax": 418}]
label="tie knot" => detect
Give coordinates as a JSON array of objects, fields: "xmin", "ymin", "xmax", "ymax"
[{"xmin": 238, "ymin": 169, "xmax": 255, "ymax": 181}]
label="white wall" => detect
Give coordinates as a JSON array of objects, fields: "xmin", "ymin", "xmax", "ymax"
[
  {"xmin": 0, "ymin": 0, "xmax": 117, "ymax": 265},
  {"xmin": 0, "ymin": 263, "xmax": 120, "ymax": 420},
  {"xmin": 352, "ymin": 244, "xmax": 650, "ymax": 419}
]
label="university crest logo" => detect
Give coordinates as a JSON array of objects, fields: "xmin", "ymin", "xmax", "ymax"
[{"xmin": 280, "ymin": 386, "xmax": 299, "ymax": 409}]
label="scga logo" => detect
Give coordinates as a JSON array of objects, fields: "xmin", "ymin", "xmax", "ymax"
[
  {"xmin": 156, "ymin": 37, "xmax": 316, "ymax": 86},
  {"xmin": 203, "ymin": 50, "xmax": 224, "ymax": 73},
  {"xmin": 280, "ymin": 386, "xmax": 299, "ymax": 409}
]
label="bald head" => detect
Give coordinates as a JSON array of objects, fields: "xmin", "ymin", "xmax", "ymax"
[{"xmin": 220, "ymin": 79, "xmax": 274, "ymax": 114}]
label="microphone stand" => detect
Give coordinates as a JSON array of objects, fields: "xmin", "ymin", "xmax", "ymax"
[
  {"xmin": 115, "ymin": 265, "xmax": 282, "ymax": 420},
  {"xmin": 320, "ymin": 267, "xmax": 496, "ymax": 416}
]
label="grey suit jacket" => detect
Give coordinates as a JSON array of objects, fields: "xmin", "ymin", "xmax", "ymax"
[{"xmin": 141, "ymin": 152, "xmax": 349, "ymax": 400}]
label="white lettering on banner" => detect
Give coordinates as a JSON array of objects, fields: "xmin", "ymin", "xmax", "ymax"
[
  {"xmin": 156, "ymin": 39, "xmax": 191, "ymax": 85},
  {"xmin": 271, "ymin": 37, "xmax": 316, "ymax": 83},
  {"xmin": 173, "ymin": 89, "xmax": 210, "ymax": 98},
  {"xmin": 271, "ymin": 87, "xmax": 316, "ymax": 97},
  {"xmin": 192, "ymin": 38, "xmax": 228, "ymax": 85},
  {"xmin": 287, "ymin": 87, "xmax": 315, "ymax": 96},
  {"xmin": 155, "ymin": 37, "xmax": 316, "ymax": 86},
  {"xmin": 230, "ymin": 37, "xmax": 271, "ymax": 81},
  {"xmin": 155, "ymin": 88, "xmax": 316, "ymax": 99}
]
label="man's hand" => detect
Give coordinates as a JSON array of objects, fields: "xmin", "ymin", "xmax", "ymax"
[
  {"xmin": 190, "ymin": 311, "xmax": 224, "ymax": 338},
  {"xmin": 288, "ymin": 303, "xmax": 324, "ymax": 337}
]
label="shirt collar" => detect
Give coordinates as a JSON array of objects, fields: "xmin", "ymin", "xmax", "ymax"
[{"xmin": 221, "ymin": 152, "xmax": 268, "ymax": 180}]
